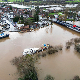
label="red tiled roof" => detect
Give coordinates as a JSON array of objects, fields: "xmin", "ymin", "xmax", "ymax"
[{"xmin": 24, "ymin": 25, "xmax": 29, "ymax": 29}]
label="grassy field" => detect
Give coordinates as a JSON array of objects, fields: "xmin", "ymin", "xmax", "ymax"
[
  {"xmin": 8, "ymin": 0, "xmax": 24, "ymax": 2},
  {"xmin": 49, "ymin": 12, "xmax": 63, "ymax": 16},
  {"xmin": 30, "ymin": 1, "xmax": 37, "ymax": 3},
  {"xmin": 66, "ymin": 0, "xmax": 80, "ymax": 3},
  {"xmin": 0, "ymin": 0, "xmax": 24, "ymax": 2},
  {"xmin": 49, "ymin": 13, "xmax": 55, "ymax": 15}
]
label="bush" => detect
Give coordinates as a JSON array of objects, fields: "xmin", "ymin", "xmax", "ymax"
[
  {"xmin": 74, "ymin": 38, "xmax": 80, "ymax": 43},
  {"xmin": 12, "ymin": 54, "xmax": 38, "ymax": 80},
  {"xmin": 44, "ymin": 75, "xmax": 54, "ymax": 80},
  {"xmin": 74, "ymin": 44, "xmax": 80, "ymax": 53},
  {"xmin": 73, "ymin": 75, "xmax": 80, "ymax": 80},
  {"xmin": 48, "ymin": 49, "xmax": 58, "ymax": 54},
  {"xmin": 13, "ymin": 16, "xmax": 20, "ymax": 22}
]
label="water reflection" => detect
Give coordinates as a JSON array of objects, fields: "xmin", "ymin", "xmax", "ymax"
[
  {"xmin": 50, "ymin": 26, "xmax": 53, "ymax": 34},
  {"xmin": 45, "ymin": 26, "xmax": 53, "ymax": 34}
]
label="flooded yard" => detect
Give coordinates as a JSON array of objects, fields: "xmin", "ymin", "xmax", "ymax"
[{"xmin": 0, "ymin": 23, "xmax": 80, "ymax": 80}]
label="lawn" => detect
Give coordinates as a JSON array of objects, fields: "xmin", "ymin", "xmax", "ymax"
[
  {"xmin": 28, "ymin": 18, "xmax": 34, "ymax": 20},
  {"xmin": 49, "ymin": 12, "xmax": 63, "ymax": 16},
  {"xmin": 66, "ymin": 19, "xmax": 74, "ymax": 21},
  {"xmin": 1, "ymin": 0, "xmax": 24, "ymax": 2},
  {"xmin": 30, "ymin": 1, "xmax": 37, "ymax": 3},
  {"xmin": 66, "ymin": 0, "xmax": 80, "ymax": 3},
  {"xmin": 49, "ymin": 13, "xmax": 55, "ymax": 15}
]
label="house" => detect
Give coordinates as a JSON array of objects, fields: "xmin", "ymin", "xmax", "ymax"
[
  {"xmin": 16, "ymin": 23, "xmax": 24, "ymax": 29},
  {"xmin": 19, "ymin": 25, "xmax": 30, "ymax": 31},
  {"xmin": 52, "ymin": 14, "xmax": 59, "ymax": 22},
  {"xmin": 0, "ymin": 20, "xmax": 7, "ymax": 25},
  {"xmin": 0, "ymin": 26, "xmax": 3, "ymax": 31},
  {"xmin": 8, "ymin": 12, "xmax": 14, "ymax": 19},
  {"xmin": 24, "ymin": 25, "xmax": 29, "ymax": 29},
  {"xmin": 0, "ymin": 7, "xmax": 2, "ymax": 13}
]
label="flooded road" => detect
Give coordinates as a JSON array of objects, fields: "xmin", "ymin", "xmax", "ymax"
[{"xmin": 0, "ymin": 23, "xmax": 80, "ymax": 80}]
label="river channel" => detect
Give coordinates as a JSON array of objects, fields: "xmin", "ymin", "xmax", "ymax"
[{"xmin": 0, "ymin": 22, "xmax": 80, "ymax": 80}]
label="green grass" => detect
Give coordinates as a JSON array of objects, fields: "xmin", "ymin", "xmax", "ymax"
[
  {"xmin": 66, "ymin": 19, "xmax": 74, "ymax": 21},
  {"xmin": 0, "ymin": 1, "xmax": 4, "ymax": 2},
  {"xmin": 44, "ymin": 8, "xmax": 46, "ymax": 10},
  {"xmin": 28, "ymin": 18, "xmax": 34, "ymax": 20},
  {"xmin": 30, "ymin": 1, "xmax": 37, "ymax": 3},
  {"xmin": 58, "ymin": 12, "xmax": 63, "ymax": 14},
  {"xmin": 1, "ymin": 0, "xmax": 24, "ymax": 2},
  {"xmin": 66, "ymin": 0, "xmax": 80, "ymax": 3},
  {"xmin": 58, "ymin": 14, "xmax": 62, "ymax": 16},
  {"xmin": 49, "ymin": 13, "xmax": 55, "ymax": 15},
  {"xmin": 39, "ymin": 1, "xmax": 41, "ymax": 2},
  {"xmin": 58, "ymin": 12, "xmax": 63, "ymax": 15},
  {"xmin": 49, "ymin": 12, "xmax": 63, "ymax": 16}
]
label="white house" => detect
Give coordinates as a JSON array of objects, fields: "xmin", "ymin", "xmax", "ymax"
[
  {"xmin": 8, "ymin": 12, "xmax": 14, "ymax": 19},
  {"xmin": 0, "ymin": 8, "xmax": 2, "ymax": 13},
  {"xmin": 0, "ymin": 26, "xmax": 3, "ymax": 31},
  {"xmin": 0, "ymin": 20, "xmax": 7, "ymax": 25},
  {"xmin": 16, "ymin": 23, "xmax": 24, "ymax": 29}
]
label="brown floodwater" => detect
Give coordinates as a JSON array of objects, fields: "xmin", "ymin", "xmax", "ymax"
[{"xmin": 0, "ymin": 22, "xmax": 80, "ymax": 80}]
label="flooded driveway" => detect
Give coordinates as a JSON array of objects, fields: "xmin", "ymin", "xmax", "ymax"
[{"xmin": 0, "ymin": 23, "xmax": 80, "ymax": 80}]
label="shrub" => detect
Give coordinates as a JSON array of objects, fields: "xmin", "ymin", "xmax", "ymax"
[
  {"xmin": 74, "ymin": 44, "xmax": 80, "ymax": 53},
  {"xmin": 74, "ymin": 38, "xmax": 80, "ymax": 43},
  {"xmin": 13, "ymin": 16, "xmax": 20, "ymax": 22},
  {"xmin": 73, "ymin": 75, "xmax": 80, "ymax": 80},
  {"xmin": 12, "ymin": 54, "xmax": 38, "ymax": 80},
  {"xmin": 44, "ymin": 75, "xmax": 54, "ymax": 80},
  {"xmin": 48, "ymin": 49, "xmax": 58, "ymax": 54}
]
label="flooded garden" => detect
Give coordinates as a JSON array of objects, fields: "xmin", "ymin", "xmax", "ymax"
[{"xmin": 0, "ymin": 23, "xmax": 80, "ymax": 80}]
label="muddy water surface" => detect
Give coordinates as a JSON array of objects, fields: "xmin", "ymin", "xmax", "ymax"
[{"xmin": 0, "ymin": 23, "xmax": 80, "ymax": 80}]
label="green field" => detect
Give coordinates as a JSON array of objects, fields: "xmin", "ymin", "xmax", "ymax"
[
  {"xmin": 49, "ymin": 12, "xmax": 63, "ymax": 16},
  {"xmin": 66, "ymin": 0, "xmax": 80, "ymax": 3},
  {"xmin": 30, "ymin": 1, "xmax": 37, "ymax": 3},
  {"xmin": 0, "ymin": 0, "xmax": 24, "ymax": 2},
  {"xmin": 49, "ymin": 13, "xmax": 55, "ymax": 15},
  {"xmin": 8, "ymin": 0, "xmax": 24, "ymax": 2}
]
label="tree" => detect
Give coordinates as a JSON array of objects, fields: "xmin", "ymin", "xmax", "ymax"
[
  {"xmin": 25, "ymin": 12, "xmax": 29, "ymax": 14},
  {"xmin": 10, "ymin": 6, "xmax": 12, "ymax": 10},
  {"xmin": 2, "ymin": 4, "xmax": 5, "ymax": 7},
  {"xmin": 35, "ymin": 6, "xmax": 40, "ymax": 15},
  {"xmin": 34, "ymin": 13, "xmax": 39, "ymax": 22},
  {"xmin": 24, "ymin": 18, "xmax": 33, "ymax": 25},
  {"xmin": 45, "ymin": 12, "xmax": 49, "ymax": 20},
  {"xmin": 33, "ymin": 6, "xmax": 40, "ymax": 22},
  {"xmin": 73, "ymin": 12, "xmax": 76, "ymax": 21},
  {"xmin": 13, "ymin": 16, "xmax": 20, "ymax": 22},
  {"xmin": 20, "ymin": 15, "xmax": 23, "ymax": 20},
  {"xmin": 44, "ymin": 75, "xmax": 54, "ymax": 80},
  {"xmin": 58, "ymin": 14, "xmax": 67, "ymax": 21}
]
